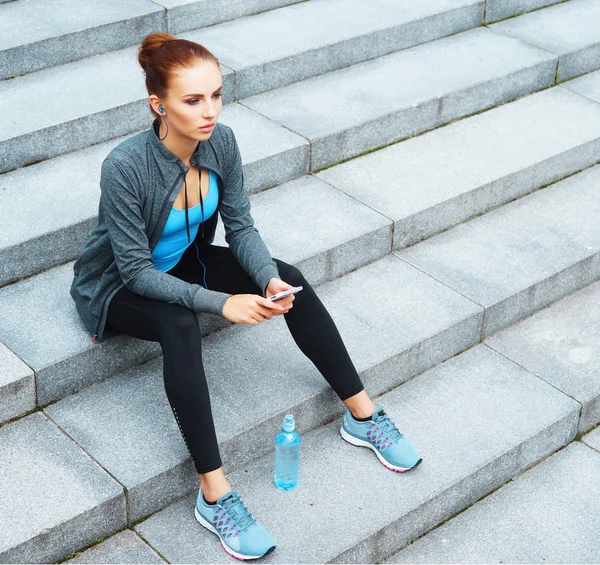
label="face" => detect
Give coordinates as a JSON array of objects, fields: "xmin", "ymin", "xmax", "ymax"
[{"xmin": 153, "ymin": 59, "xmax": 223, "ymax": 141}]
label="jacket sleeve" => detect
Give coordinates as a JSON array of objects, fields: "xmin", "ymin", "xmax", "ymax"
[
  {"xmin": 219, "ymin": 127, "xmax": 280, "ymax": 295},
  {"xmin": 100, "ymin": 157, "xmax": 232, "ymax": 315}
]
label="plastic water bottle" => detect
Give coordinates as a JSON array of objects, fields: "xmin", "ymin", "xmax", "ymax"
[{"xmin": 274, "ymin": 414, "xmax": 301, "ymax": 490}]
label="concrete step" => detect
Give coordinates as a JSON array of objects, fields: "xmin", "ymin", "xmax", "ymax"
[
  {"xmin": 130, "ymin": 343, "xmax": 579, "ymax": 563},
  {"xmin": 0, "ymin": 46, "xmax": 235, "ymax": 173},
  {"xmin": 0, "ymin": 0, "xmax": 482, "ymax": 174},
  {"xmin": 181, "ymin": 0, "xmax": 483, "ymax": 98},
  {"xmin": 0, "ymin": 103, "xmax": 308, "ymax": 286},
  {"xmin": 0, "ymin": 412, "xmax": 125, "ymax": 564},
  {"xmin": 584, "ymin": 425, "xmax": 600, "ymax": 451},
  {"xmin": 242, "ymin": 26, "xmax": 557, "ymax": 171},
  {"xmin": 0, "ymin": 0, "xmax": 165, "ymax": 80},
  {"xmin": 0, "ymin": 181, "xmax": 392, "ymax": 413},
  {"xmin": 485, "ymin": 0, "xmax": 564, "ymax": 23},
  {"xmin": 561, "ymin": 67, "xmax": 600, "ymax": 103},
  {"xmin": 486, "ymin": 278, "xmax": 600, "ymax": 433},
  {"xmin": 65, "ymin": 529, "xmax": 166, "ymax": 564},
  {"xmin": 386, "ymin": 441, "xmax": 600, "ymax": 563},
  {"xmin": 316, "ymin": 85, "xmax": 600, "ymax": 250},
  {"xmin": 43, "ymin": 254, "xmax": 483, "ymax": 525},
  {"xmin": 0, "ymin": 340, "xmax": 34, "ymax": 425},
  {"xmin": 161, "ymin": 0, "xmax": 305, "ymax": 35},
  {"xmin": 490, "ymin": 0, "xmax": 600, "ymax": 82},
  {"xmin": 397, "ymin": 164, "xmax": 600, "ymax": 338}
]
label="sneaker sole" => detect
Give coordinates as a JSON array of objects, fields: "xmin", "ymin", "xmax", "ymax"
[
  {"xmin": 194, "ymin": 506, "xmax": 276, "ymax": 561},
  {"xmin": 340, "ymin": 425, "xmax": 422, "ymax": 473}
]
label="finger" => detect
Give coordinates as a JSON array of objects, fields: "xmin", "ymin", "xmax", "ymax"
[
  {"xmin": 258, "ymin": 296, "xmax": 285, "ymax": 311},
  {"xmin": 255, "ymin": 304, "xmax": 274, "ymax": 320},
  {"xmin": 248, "ymin": 310, "xmax": 265, "ymax": 323}
]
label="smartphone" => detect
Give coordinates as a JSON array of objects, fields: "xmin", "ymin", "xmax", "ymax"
[{"xmin": 269, "ymin": 286, "xmax": 303, "ymax": 301}]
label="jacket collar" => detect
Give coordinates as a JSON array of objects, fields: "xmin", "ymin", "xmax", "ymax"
[{"xmin": 148, "ymin": 118, "xmax": 224, "ymax": 179}]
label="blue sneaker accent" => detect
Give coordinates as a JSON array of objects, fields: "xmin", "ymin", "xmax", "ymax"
[
  {"xmin": 340, "ymin": 405, "xmax": 423, "ymax": 472},
  {"xmin": 195, "ymin": 490, "xmax": 276, "ymax": 560}
]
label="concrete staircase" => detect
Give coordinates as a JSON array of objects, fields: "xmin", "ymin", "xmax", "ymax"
[{"xmin": 1, "ymin": 0, "xmax": 600, "ymax": 562}]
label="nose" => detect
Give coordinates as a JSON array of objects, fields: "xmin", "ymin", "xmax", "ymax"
[{"xmin": 204, "ymin": 99, "xmax": 219, "ymax": 118}]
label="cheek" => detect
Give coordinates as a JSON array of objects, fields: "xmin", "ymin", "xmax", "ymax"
[{"xmin": 169, "ymin": 103, "xmax": 193, "ymax": 123}]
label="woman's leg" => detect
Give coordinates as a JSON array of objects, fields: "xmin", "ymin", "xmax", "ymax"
[{"xmin": 105, "ymin": 287, "xmax": 227, "ymax": 500}]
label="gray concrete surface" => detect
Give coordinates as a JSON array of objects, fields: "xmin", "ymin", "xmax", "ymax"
[
  {"xmin": 0, "ymin": 0, "xmax": 165, "ymax": 79},
  {"xmin": 485, "ymin": 0, "xmax": 567, "ymax": 23},
  {"xmin": 182, "ymin": 0, "xmax": 483, "ymax": 97},
  {"xmin": 397, "ymin": 164, "xmax": 600, "ymax": 337},
  {"xmin": 317, "ymin": 86, "xmax": 600, "ymax": 249},
  {"xmin": 0, "ymin": 340, "xmax": 34, "ymax": 424},
  {"xmin": 66, "ymin": 529, "xmax": 166, "ymax": 564},
  {"xmin": 0, "ymin": 412, "xmax": 125, "ymax": 564},
  {"xmin": 386, "ymin": 442, "xmax": 600, "ymax": 563},
  {"xmin": 486, "ymin": 280, "xmax": 600, "ymax": 432},
  {"xmin": 490, "ymin": 0, "xmax": 600, "ymax": 81},
  {"xmin": 242, "ymin": 26, "xmax": 557, "ymax": 171}
]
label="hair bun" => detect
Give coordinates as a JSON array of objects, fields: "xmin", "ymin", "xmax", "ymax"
[{"xmin": 138, "ymin": 32, "xmax": 177, "ymax": 71}]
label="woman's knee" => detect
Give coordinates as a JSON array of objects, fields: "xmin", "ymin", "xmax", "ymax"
[
  {"xmin": 274, "ymin": 260, "xmax": 307, "ymax": 288},
  {"xmin": 161, "ymin": 307, "xmax": 202, "ymax": 343}
]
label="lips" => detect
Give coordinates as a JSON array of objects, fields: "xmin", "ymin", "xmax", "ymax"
[{"xmin": 200, "ymin": 123, "xmax": 215, "ymax": 131}]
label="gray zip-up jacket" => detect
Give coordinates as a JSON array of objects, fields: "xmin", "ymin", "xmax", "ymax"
[{"xmin": 70, "ymin": 120, "xmax": 280, "ymax": 343}]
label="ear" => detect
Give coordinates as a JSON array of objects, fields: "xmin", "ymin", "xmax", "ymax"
[{"xmin": 148, "ymin": 94, "xmax": 163, "ymax": 115}]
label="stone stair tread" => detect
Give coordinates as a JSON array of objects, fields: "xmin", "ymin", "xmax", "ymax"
[
  {"xmin": 43, "ymin": 254, "xmax": 482, "ymax": 523},
  {"xmin": 0, "ymin": 340, "xmax": 34, "ymax": 424},
  {"xmin": 485, "ymin": 278, "xmax": 600, "ymax": 433},
  {"xmin": 159, "ymin": 0, "xmax": 303, "ymax": 35},
  {"xmin": 131, "ymin": 344, "xmax": 579, "ymax": 563},
  {"xmin": 485, "ymin": 0, "xmax": 562, "ymax": 23},
  {"xmin": 242, "ymin": 26, "xmax": 557, "ymax": 170},
  {"xmin": 490, "ymin": 0, "xmax": 600, "ymax": 80},
  {"xmin": 0, "ymin": 0, "xmax": 164, "ymax": 79},
  {"xmin": 397, "ymin": 164, "xmax": 600, "ymax": 337},
  {"xmin": 0, "ymin": 103, "xmax": 308, "ymax": 285},
  {"xmin": 316, "ymin": 86, "xmax": 600, "ymax": 249},
  {"xmin": 561, "ymin": 67, "xmax": 600, "ymax": 103},
  {"xmin": 0, "ymin": 412, "xmax": 125, "ymax": 564},
  {"xmin": 65, "ymin": 529, "xmax": 166, "ymax": 564},
  {"xmin": 583, "ymin": 426, "xmax": 600, "ymax": 451},
  {"xmin": 181, "ymin": 0, "xmax": 482, "ymax": 97},
  {"xmin": 385, "ymin": 442, "xmax": 600, "ymax": 563}
]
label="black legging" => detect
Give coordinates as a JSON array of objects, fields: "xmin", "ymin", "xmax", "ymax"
[{"xmin": 106, "ymin": 243, "xmax": 365, "ymax": 474}]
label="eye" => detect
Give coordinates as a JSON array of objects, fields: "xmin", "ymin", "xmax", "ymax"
[
  {"xmin": 213, "ymin": 93, "xmax": 222, "ymax": 99},
  {"xmin": 187, "ymin": 99, "xmax": 199, "ymax": 105}
]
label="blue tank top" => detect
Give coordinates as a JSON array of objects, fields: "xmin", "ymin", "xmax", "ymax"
[{"xmin": 152, "ymin": 169, "xmax": 219, "ymax": 272}]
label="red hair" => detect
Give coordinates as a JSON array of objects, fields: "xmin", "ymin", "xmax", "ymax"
[{"xmin": 138, "ymin": 32, "xmax": 220, "ymax": 118}]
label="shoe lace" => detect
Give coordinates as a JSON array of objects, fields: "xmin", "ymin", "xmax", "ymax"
[
  {"xmin": 374, "ymin": 411, "xmax": 403, "ymax": 442},
  {"xmin": 221, "ymin": 493, "xmax": 256, "ymax": 532}
]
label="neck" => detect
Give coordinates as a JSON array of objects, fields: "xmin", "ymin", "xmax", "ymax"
[{"xmin": 158, "ymin": 120, "xmax": 199, "ymax": 166}]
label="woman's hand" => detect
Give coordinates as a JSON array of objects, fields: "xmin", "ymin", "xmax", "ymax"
[
  {"xmin": 222, "ymin": 294, "xmax": 285, "ymax": 325},
  {"xmin": 265, "ymin": 278, "xmax": 295, "ymax": 315}
]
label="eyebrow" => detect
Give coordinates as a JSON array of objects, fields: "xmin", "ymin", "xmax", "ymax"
[{"xmin": 181, "ymin": 86, "xmax": 223, "ymax": 98}]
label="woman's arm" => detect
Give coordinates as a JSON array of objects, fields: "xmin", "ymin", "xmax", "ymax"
[
  {"xmin": 100, "ymin": 156, "xmax": 232, "ymax": 315},
  {"xmin": 219, "ymin": 126, "xmax": 280, "ymax": 295}
]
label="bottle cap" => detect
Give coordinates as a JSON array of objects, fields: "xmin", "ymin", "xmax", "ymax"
[{"xmin": 282, "ymin": 414, "xmax": 295, "ymax": 432}]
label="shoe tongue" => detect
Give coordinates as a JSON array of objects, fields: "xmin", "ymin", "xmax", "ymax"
[
  {"xmin": 217, "ymin": 491, "xmax": 235, "ymax": 505},
  {"xmin": 372, "ymin": 407, "xmax": 385, "ymax": 420}
]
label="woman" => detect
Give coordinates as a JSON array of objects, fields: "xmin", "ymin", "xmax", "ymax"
[{"xmin": 70, "ymin": 32, "xmax": 422, "ymax": 561}]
